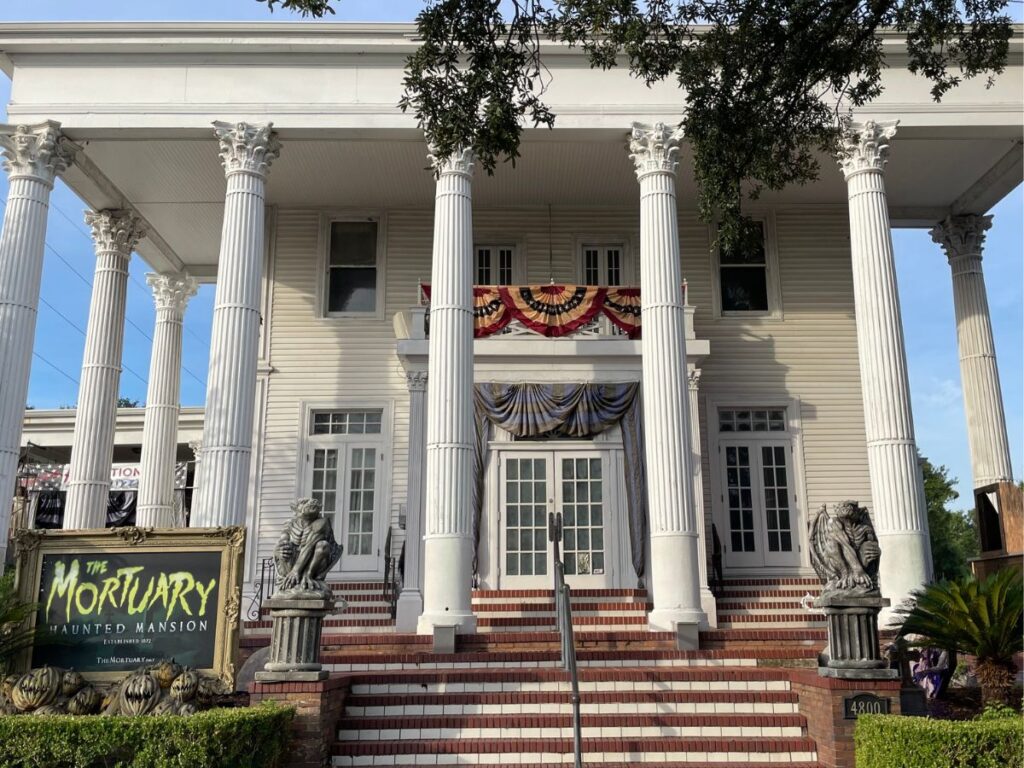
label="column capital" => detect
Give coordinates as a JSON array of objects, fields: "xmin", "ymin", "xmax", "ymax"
[
  {"xmin": 85, "ymin": 209, "xmax": 145, "ymax": 257},
  {"xmin": 213, "ymin": 121, "xmax": 281, "ymax": 178},
  {"xmin": 406, "ymin": 370, "xmax": 428, "ymax": 392},
  {"xmin": 687, "ymin": 366, "xmax": 702, "ymax": 391},
  {"xmin": 428, "ymin": 146, "xmax": 474, "ymax": 176},
  {"xmin": 838, "ymin": 120, "xmax": 898, "ymax": 179},
  {"xmin": 147, "ymin": 272, "xmax": 198, "ymax": 314},
  {"xmin": 629, "ymin": 122, "xmax": 684, "ymax": 178},
  {"xmin": 930, "ymin": 214, "xmax": 993, "ymax": 262},
  {"xmin": 0, "ymin": 121, "xmax": 74, "ymax": 184}
]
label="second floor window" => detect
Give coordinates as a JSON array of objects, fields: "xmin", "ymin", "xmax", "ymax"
[
  {"xmin": 718, "ymin": 221, "xmax": 769, "ymax": 313},
  {"xmin": 476, "ymin": 245, "xmax": 515, "ymax": 285},
  {"xmin": 327, "ymin": 220, "xmax": 378, "ymax": 313},
  {"xmin": 581, "ymin": 244, "xmax": 625, "ymax": 286}
]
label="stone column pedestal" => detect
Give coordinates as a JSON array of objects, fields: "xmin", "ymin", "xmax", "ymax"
[
  {"xmin": 257, "ymin": 594, "xmax": 346, "ymax": 682},
  {"xmin": 815, "ymin": 595, "xmax": 898, "ymax": 680}
]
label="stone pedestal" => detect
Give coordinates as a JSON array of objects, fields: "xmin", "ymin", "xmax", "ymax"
[
  {"xmin": 256, "ymin": 594, "xmax": 345, "ymax": 682},
  {"xmin": 816, "ymin": 595, "xmax": 898, "ymax": 680}
]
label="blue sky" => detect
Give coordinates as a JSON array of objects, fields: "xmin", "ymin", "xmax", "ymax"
[{"xmin": 0, "ymin": 1, "xmax": 1021, "ymax": 512}]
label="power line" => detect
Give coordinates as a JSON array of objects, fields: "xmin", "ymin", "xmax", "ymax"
[
  {"xmin": 32, "ymin": 352, "xmax": 79, "ymax": 387},
  {"xmin": 38, "ymin": 296, "xmax": 148, "ymax": 387}
]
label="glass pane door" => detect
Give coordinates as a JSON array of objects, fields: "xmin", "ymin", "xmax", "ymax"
[
  {"xmin": 760, "ymin": 443, "xmax": 798, "ymax": 567},
  {"xmin": 557, "ymin": 454, "xmax": 609, "ymax": 587},
  {"xmin": 309, "ymin": 444, "xmax": 380, "ymax": 573},
  {"xmin": 719, "ymin": 440, "xmax": 800, "ymax": 569},
  {"xmin": 502, "ymin": 454, "xmax": 552, "ymax": 587}
]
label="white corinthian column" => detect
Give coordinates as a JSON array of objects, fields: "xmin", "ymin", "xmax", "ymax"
[
  {"xmin": 417, "ymin": 149, "xmax": 477, "ymax": 635},
  {"xmin": 629, "ymin": 123, "xmax": 705, "ymax": 637},
  {"xmin": 136, "ymin": 273, "xmax": 198, "ymax": 528},
  {"xmin": 191, "ymin": 122, "xmax": 280, "ymax": 529},
  {"xmin": 64, "ymin": 210, "xmax": 145, "ymax": 530},
  {"xmin": 930, "ymin": 215, "xmax": 1013, "ymax": 489},
  {"xmin": 839, "ymin": 121, "xmax": 931, "ymax": 617},
  {"xmin": 0, "ymin": 122, "xmax": 73, "ymax": 563}
]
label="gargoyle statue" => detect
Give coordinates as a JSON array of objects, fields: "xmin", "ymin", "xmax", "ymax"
[
  {"xmin": 809, "ymin": 500, "xmax": 881, "ymax": 599},
  {"xmin": 273, "ymin": 497, "xmax": 343, "ymax": 598}
]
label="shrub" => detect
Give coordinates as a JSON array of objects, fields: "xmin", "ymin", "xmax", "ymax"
[
  {"xmin": 855, "ymin": 713, "xmax": 1024, "ymax": 768},
  {"xmin": 0, "ymin": 702, "xmax": 293, "ymax": 768},
  {"xmin": 895, "ymin": 568, "xmax": 1023, "ymax": 706}
]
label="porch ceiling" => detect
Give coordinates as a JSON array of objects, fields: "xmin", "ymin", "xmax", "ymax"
[{"xmin": 62, "ymin": 129, "xmax": 1021, "ymax": 276}]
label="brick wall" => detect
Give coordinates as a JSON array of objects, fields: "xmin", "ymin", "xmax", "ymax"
[
  {"xmin": 249, "ymin": 678, "xmax": 349, "ymax": 768},
  {"xmin": 790, "ymin": 670, "xmax": 902, "ymax": 768}
]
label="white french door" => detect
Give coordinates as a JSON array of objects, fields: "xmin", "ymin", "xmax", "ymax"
[
  {"xmin": 499, "ymin": 450, "xmax": 612, "ymax": 589},
  {"xmin": 308, "ymin": 444, "xmax": 381, "ymax": 573},
  {"xmin": 719, "ymin": 439, "xmax": 800, "ymax": 569}
]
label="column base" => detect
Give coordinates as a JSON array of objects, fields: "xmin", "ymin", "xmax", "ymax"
[
  {"xmin": 699, "ymin": 588, "xmax": 718, "ymax": 629},
  {"xmin": 877, "ymin": 531, "xmax": 930, "ymax": 627},
  {"xmin": 648, "ymin": 607, "xmax": 705, "ymax": 633},
  {"xmin": 416, "ymin": 611, "xmax": 477, "ymax": 636},
  {"xmin": 395, "ymin": 589, "xmax": 423, "ymax": 633}
]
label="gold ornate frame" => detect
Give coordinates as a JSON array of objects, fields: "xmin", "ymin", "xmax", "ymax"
[{"xmin": 11, "ymin": 526, "xmax": 246, "ymax": 690}]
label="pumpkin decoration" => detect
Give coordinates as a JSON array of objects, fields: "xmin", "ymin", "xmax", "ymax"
[
  {"xmin": 32, "ymin": 703, "xmax": 66, "ymax": 716},
  {"xmin": 1, "ymin": 674, "xmax": 19, "ymax": 699},
  {"xmin": 119, "ymin": 672, "xmax": 160, "ymax": 716},
  {"xmin": 66, "ymin": 685, "xmax": 102, "ymax": 716},
  {"xmin": 177, "ymin": 701, "xmax": 198, "ymax": 717},
  {"xmin": 0, "ymin": 693, "xmax": 17, "ymax": 716},
  {"xmin": 169, "ymin": 669, "xmax": 199, "ymax": 703},
  {"xmin": 150, "ymin": 696, "xmax": 178, "ymax": 716},
  {"xmin": 150, "ymin": 658, "xmax": 182, "ymax": 689},
  {"xmin": 11, "ymin": 666, "xmax": 61, "ymax": 711},
  {"xmin": 61, "ymin": 668, "xmax": 85, "ymax": 698}
]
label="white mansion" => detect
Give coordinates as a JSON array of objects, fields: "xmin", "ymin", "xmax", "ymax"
[{"xmin": 0, "ymin": 23, "xmax": 1020, "ymax": 639}]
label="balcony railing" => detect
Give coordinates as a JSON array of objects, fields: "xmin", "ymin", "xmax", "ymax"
[{"xmin": 395, "ymin": 282, "xmax": 695, "ymax": 341}]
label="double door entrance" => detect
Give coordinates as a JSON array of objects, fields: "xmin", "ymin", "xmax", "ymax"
[{"xmin": 498, "ymin": 450, "xmax": 614, "ymax": 589}]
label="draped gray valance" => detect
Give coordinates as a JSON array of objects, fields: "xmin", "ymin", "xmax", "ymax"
[{"xmin": 472, "ymin": 381, "xmax": 648, "ymax": 583}]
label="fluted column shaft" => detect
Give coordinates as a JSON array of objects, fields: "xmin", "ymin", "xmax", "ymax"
[
  {"xmin": 0, "ymin": 122, "xmax": 72, "ymax": 564},
  {"xmin": 64, "ymin": 210, "xmax": 145, "ymax": 529},
  {"xmin": 396, "ymin": 371, "xmax": 427, "ymax": 632},
  {"xmin": 191, "ymin": 122, "xmax": 279, "ymax": 529},
  {"xmin": 840, "ymin": 121, "xmax": 931, "ymax": 615},
  {"xmin": 688, "ymin": 367, "xmax": 717, "ymax": 626},
  {"xmin": 629, "ymin": 123, "xmax": 704, "ymax": 632},
  {"xmin": 136, "ymin": 273, "xmax": 197, "ymax": 527},
  {"xmin": 930, "ymin": 215, "xmax": 1013, "ymax": 489},
  {"xmin": 418, "ymin": 149, "xmax": 476, "ymax": 635}
]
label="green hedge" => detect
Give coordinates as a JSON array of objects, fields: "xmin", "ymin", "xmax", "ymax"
[
  {"xmin": 855, "ymin": 713, "xmax": 1024, "ymax": 768},
  {"xmin": 0, "ymin": 703, "xmax": 294, "ymax": 768}
]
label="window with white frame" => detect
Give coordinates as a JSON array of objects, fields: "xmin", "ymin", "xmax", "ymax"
[
  {"xmin": 307, "ymin": 408, "xmax": 384, "ymax": 569},
  {"xmin": 715, "ymin": 219, "xmax": 778, "ymax": 315},
  {"xmin": 326, "ymin": 220, "xmax": 380, "ymax": 314},
  {"xmin": 475, "ymin": 245, "xmax": 517, "ymax": 285},
  {"xmin": 580, "ymin": 244, "xmax": 626, "ymax": 286}
]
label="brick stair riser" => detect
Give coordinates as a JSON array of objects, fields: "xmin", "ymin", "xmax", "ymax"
[
  {"xmin": 351, "ymin": 680, "xmax": 792, "ymax": 695},
  {"xmin": 331, "ymin": 738, "xmax": 818, "ymax": 765},
  {"xmin": 339, "ymin": 724, "xmax": 805, "ymax": 740},
  {"xmin": 336, "ymin": 764, "xmax": 815, "ymax": 768}
]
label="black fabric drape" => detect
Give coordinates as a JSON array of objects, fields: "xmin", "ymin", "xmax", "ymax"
[{"xmin": 472, "ymin": 382, "xmax": 648, "ymax": 582}]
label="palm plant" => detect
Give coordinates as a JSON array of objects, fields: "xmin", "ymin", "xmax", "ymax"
[
  {"xmin": 895, "ymin": 568, "xmax": 1023, "ymax": 707},
  {"xmin": 0, "ymin": 571, "xmax": 38, "ymax": 677}
]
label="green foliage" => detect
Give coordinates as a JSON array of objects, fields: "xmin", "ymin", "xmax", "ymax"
[
  {"xmin": 0, "ymin": 572, "xmax": 39, "ymax": 677},
  {"xmin": 855, "ymin": 713, "xmax": 1024, "ymax": 768},
  {"xmin": 116, "ymin": 398, "xmax": 142, "ymax": 408},
  {"xmin": 895, "ymin": 568, "xmax": 1023, "ymax": 704},
  {"xmin": 921, "ymin": 457, "xmax": 979, "ymax": 581},
  {"xmin": 977, "ymin": 702, "xmax": 1018, "ymax": 720},
  {"xmin": 0, "ymin": 703, "xmax": 293, "ymax": 768},
  {"xmin": 257, "ymin": 0, "xmax": 1013, "ymax": 250}
]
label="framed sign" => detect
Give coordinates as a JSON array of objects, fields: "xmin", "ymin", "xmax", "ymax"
[
  {"xmin": 843, "ymin": 693, "xmax": 892, "ymax": 719},
  {"xmin": 12, "ymin": 526, "xmax": 245, "ymax": 689}
]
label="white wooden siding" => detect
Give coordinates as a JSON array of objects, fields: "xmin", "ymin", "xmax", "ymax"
[{"xmin": 254, "ymin": 206, "xmax": 870, "ymax": 573}]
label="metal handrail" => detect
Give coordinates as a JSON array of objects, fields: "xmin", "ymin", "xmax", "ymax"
[
  {"xmin": 246, "ymin": 556, "xmax": 277, "ymax": 622},
  {"xmin": 549, "ymin": 511, "xmax": 583, "ymax": 768}
]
